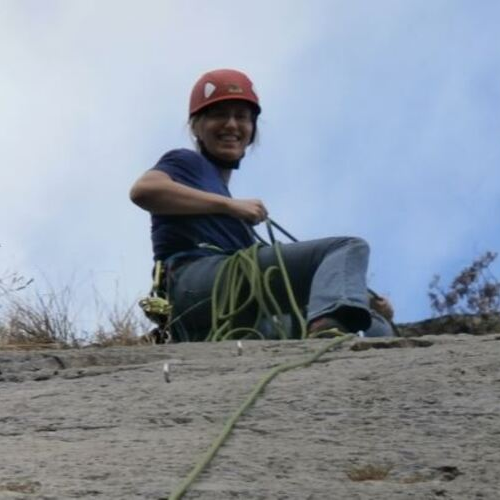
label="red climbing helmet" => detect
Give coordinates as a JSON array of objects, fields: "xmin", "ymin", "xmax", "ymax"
[{"xmin": 189, "ymin": 69, "xmax": 261, "ymax": 117}]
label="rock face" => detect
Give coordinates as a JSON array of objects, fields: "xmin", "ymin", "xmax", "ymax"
[
  {"xmin": 1, "ymin": 333, "xmax": 499, "ymax": 499},
  {"xmin": 397, "ymin": 313, "xmax": 500, "ymax": 337}
]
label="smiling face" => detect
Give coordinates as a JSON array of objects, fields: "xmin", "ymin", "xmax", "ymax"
[{"xmin": 191, "ymin": 101, "xmax": 256, "ymax": 162}]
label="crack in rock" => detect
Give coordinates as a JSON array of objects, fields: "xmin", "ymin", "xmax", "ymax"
[{"xmin": 351, "ymin": 337, "xmax": 434, "ymax": 351}]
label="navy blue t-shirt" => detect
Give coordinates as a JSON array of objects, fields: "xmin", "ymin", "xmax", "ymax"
[{"xmin": 150, "ymin": 148, "xmax": 255, "ymax": 261}]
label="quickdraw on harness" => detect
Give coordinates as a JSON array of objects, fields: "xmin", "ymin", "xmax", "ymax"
[{"xmin": 138, "ymin": 260, "xmax": 172, "ymax": 343}]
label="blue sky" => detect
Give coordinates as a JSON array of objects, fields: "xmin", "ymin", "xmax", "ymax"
[{"xmin": 1, "ymin": 0, "xmax": 499, "ymax": 328}]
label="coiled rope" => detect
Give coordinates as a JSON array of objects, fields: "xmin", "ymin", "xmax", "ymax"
[{"xmin": 206, "ymin": 219, "xmax": 307, "ymax": 341}]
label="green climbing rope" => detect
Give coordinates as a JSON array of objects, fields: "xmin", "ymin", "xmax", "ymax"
[
  {"xmin": 167, "ymin": 334, "xmax": 354, "ymax": 500},
  {"xmin": 206, "ymin": 221, "xmax": 308, "ymax": 342}
]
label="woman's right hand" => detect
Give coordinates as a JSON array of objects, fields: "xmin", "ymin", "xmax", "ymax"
[{"xmin": 227, "ymin": 198, "xmax": 268, "ymax": 225}]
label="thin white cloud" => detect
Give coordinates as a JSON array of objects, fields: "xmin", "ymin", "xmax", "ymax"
[{"xmin": 1, "ymin": 1, "xmax": 499, "ymax": 324}]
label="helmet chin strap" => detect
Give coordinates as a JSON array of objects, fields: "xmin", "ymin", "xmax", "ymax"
[{"xmin": 199, "ymin": 142, "xmax": 244, "ymax": 170}]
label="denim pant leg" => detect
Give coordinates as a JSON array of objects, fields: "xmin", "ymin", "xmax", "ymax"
[
  {"xmin": 364, "ymin": 311, "xmax": 395, "ymax": 337},
  {"xmin": 170, "ymin": 253, "xmax": 288, "ymax": 341},
  {"xmin": 257, "ymin": 237, "xmax": 372, "ymax": 332},
  {"xmin": 170, "ymin": 237, "xmax": 376, "ymax": 341},
  {"xmin": 169, "ymin": 255, "xmax": 227, "ymax": 341}
]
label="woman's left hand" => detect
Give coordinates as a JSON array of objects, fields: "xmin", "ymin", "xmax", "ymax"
[{"xmin": 370, "ymin": 295, "xmax": 394, "ymax": 321}]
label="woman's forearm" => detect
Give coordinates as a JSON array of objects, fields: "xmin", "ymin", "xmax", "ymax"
[{"xmin": 130, "ymin": 171, "xmax": 231, "ymax": 216}]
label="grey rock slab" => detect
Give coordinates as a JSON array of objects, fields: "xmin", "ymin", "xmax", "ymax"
[{"xmin": 0, "ymin": 335, "xmax": 499, "ymax": 499}]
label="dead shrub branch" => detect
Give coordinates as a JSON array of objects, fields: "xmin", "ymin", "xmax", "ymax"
[{"xmin": 428, "ymin": 251, "xmax": 500, "ymax": 316}]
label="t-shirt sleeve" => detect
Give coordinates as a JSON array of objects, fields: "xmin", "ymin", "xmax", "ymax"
[{"xmin": 152, "ymin": 149, "xmax": 202, "ymax": 188}]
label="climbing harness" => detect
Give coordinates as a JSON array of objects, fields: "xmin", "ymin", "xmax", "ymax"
[
  {"xmin": 139, "ymin": 218, "xmax": 305, "ymax": 343},
  {"xmin": 140, "ymin": 217, "xmax": 399, "ymax": 341}
]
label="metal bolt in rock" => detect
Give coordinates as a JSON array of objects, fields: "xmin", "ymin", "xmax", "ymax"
[{"xmin": 163, "ymin": 362, "xmax": 170, "ymax": 383}]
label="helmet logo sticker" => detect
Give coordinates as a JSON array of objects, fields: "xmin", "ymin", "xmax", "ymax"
[
  {"xmin": 227, "ymin": 84, "xmax": 243, "ymax": 94},
  {"xmin": 204, "ymin": 82, "xmax": 216, "ymax": 99}
]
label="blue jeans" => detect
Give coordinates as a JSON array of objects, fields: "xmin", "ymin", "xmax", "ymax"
[{"xmin": 169, "ymin": 237, "xmax": 394, "ymax": 341}]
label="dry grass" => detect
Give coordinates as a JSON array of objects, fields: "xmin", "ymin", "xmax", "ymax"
[
  {"xmin": 0, "ymin": 279, "xmax": 153, "ymax": 348},
  {"xmin": 2, "ymin": 286, "xmax": 79, "ymax": 346},
  {"xmin": 93, "ymin": 302, "xmax": 152, "ymax": 347},
  {"xmin": 346, "ymin": 464, "xmax": 393, "ymax": 481}
]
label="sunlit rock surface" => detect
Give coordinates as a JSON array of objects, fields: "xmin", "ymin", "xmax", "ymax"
[{"xmin": 1, "ymin": 328, "xmax": 499, "ymax": 499}]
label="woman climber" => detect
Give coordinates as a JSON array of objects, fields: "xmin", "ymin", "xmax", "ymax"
[{"xmin": 130, "ymin": 68, "xmax": 395, "ymax": 341}]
